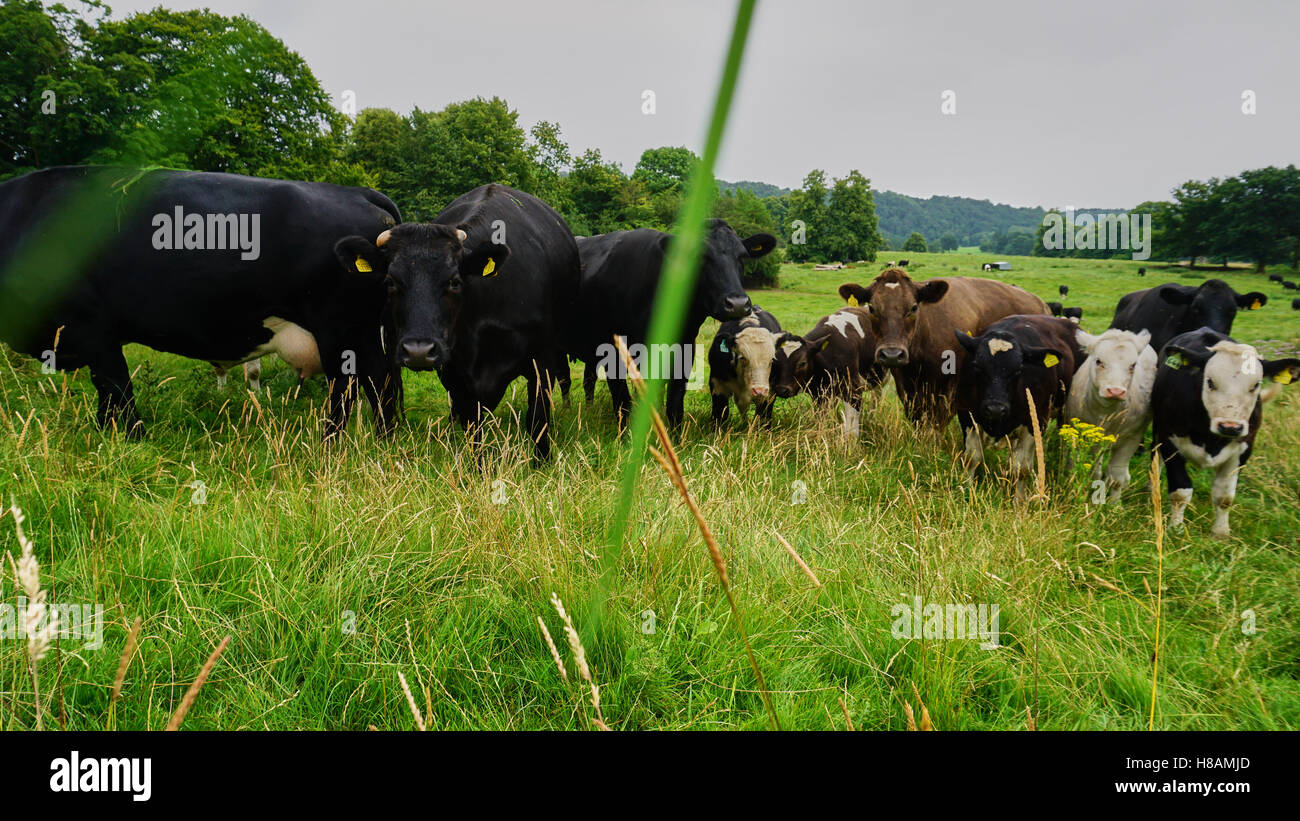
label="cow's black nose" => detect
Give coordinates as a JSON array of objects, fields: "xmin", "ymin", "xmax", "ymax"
[
  {"xmin": 400, "ymin": 340, "xmax": 439, "ymax": 370},
  {"xmin": 773, "ymin": 385, "xmax": 794, "ymax": 399},
  {"xmin": 1216, "ymin": 421, "xmax": 1244, "ymax": 437},
  {"xmin": 720, "ymin": 295, "xmax": 751, "ymax": 319},
  {"xmin": 983, "ymin": 401, "xmax": 1010, "ymax": 422},
  {"xmin": 876, "ymin": 347, "xmax": 908, "ymax": 366}
]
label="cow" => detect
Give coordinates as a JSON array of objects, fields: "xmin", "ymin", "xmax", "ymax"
[
  {"xmin": 1151, "ymin": 327, "xmax": 1300, "ymax": 537},
  {"xmin": 215, "ymin": 359, "xmax": 264, "ymax": 391},
  {"xmin": 1138, "ymin": 267, "xmax": 1146, "ymax": 276},
  {"xmin": 770, "ymin": 306, "xmax": 887, "ymax": 438},
  {"xmin": 335, "ymin": 184, "xmax": 579, "ymax": 461},
  {"xmin": 953, "ymin": 315, "xmax": 1084, "ymax": 494},
  {"xmin": 1047, "ymin": 301, "xmax": 1063, "ymax": 316},
  {"xmin": 1109, "ymin": 279, "xmax": 1267, "ymax": 354},
  {"xmin": 837, "ymin": 269, "xmax": 1048, "ymax": 426},
  {"xmin": 896, "ymin": 259, "xmax": 910, "ymax": 267},
  {"xmin": 707, "ymin": 306, "xmax": 783, "ymax": 427},
  {"xmin": 1058, "ymin": 285, "xmax": 1069, "ymax": 298},
  {"xmin": 1061, "ymin": 306, "xmax": 1083, "ymax": 322},
  {"xmin": 1065, "ymin": 328, "xmax": 1157, "ymax": 503},
  {"xmin": 0, "ymin": 166, "xmax": 402, "ymax": 438},
  {"xmin": 1268, "ymin": 274, "xmax": 1283, "ymax": 283},
  {"xmin": 982, "ymin": 263, "xmax": 994, "ymax": 272},
  {"xmin": 571, "ymin": 219, "xmax": 775, "ymax": 426},
  {"xmin": 1285, "ymin": 281, "xmax": 1298, "ymax": 291},
  {"xmin": 1292, "ymin": 298, "xmax": 1300, "ymax": 311}
]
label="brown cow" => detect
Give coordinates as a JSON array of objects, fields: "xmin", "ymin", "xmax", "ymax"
[
  {"xmin": 838, "ymin": 269, "xmax": 1048, "ymax": 426},
  {"xmin": 770, "ymin": 306, "xmax": 887, "ymax": 437}
]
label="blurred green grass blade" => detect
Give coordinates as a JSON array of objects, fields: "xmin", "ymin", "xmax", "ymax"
[{"xmin": 588, "ymin": 0, "xmax": 758, "ymax": 627}]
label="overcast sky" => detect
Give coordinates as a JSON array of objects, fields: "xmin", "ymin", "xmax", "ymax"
[{"xmin": 108, "ymin": 0, "xmax": 1299, "ymax": 209}]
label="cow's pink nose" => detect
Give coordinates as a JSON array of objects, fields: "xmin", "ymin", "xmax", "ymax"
[
  {"xmin": 752, "ymin": 386, "xmax": 769, "ymax": 397},
  {"xmin": 1104, "ymin": 387, "xmax": 1126, "ymax": 399}
]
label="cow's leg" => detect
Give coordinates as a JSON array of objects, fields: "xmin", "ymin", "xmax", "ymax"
[
  {"xmin": 359, "ymin": 365, "xmax": 403, "ymax": 437},
  {"xmin": 841, "ymin": 395, "xmax": 861, "ymax": 439},
  {"xmin": 1105, "ymin": 432, "xmax": 1142, "ymax": 504},
  {"xmin": 89, "ymin": 347, "xmax": 144, "ymax": 438},
  {"xmin": 525, "ymin": 364, "xmax": 556, "ymax": 462},
  {"xmin": 583, "ymin": 360, "xmax": 598, "ymax": 403},
  {"xmin": 554, "ymin": 353, "xmax": 571, "ymax": 409},
  {"xmin": 324, "ymin": 375, "xmax": 360, "ymax": 439},
  {"xmin": 710, "ymin": 391, "xmax": 730, "ymax": 426},
  {"xmin": 243, "ymin": 358, "xmax": 262, "ymax": 392},
  {"xmin": 1009, "ymin": 426, "xmax": 1037, "ymax": 499},
  {"xmin": 1209, "ymin": 458, "xmax": 1241, "ymax": 539},
  {"xmin": 1159, "ymin": 439, "xmax": 1193, "ymax": 528},
  {"xmin": 608, "ymin": 377, "xmax": 632, "ymax": 430},
  {"xmin": 215, "ymin": 366, "xmax": 229, "ymax": 389},
  {"xmin": 960, "ymin": 418, "xmax": 984, "ymax": 478},
  {"xmin": 665, "ymin": 377, "xmax": 687, "ymax": 428},
  {"xmin": 756, "ymin": 396, "xmax": 775, "ymax": 427}
]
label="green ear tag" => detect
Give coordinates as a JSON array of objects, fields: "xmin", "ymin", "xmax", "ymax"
[
  {"xmin": 1165, "ymin": 353, "xmax": 1183, "ymax": 370},
  {"xmin": 719, "ymin": 339, "xmax": 729, "ymax": 354}
]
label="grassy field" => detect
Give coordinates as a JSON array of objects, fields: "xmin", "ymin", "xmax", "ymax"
[{"xmin": 2, "ymin": 250, "xmax": 1298, "ymax": 730}]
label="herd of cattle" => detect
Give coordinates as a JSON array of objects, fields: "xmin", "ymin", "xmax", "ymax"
[{"xmin": 1, "ymin": 166, "xmax": 1297, "ymax": 538}]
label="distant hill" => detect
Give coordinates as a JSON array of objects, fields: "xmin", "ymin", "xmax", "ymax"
[{"xmin": 720, "ymin": 179, "xmax": 1124, "ymax": 248}]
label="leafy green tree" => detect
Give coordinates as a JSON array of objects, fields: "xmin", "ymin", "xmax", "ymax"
[
  {"xmin": 822, "ymin": 170, "xmax": 881, "ymax": 262},
  {"xmin": 786, "ymin": 169, "xmax": 829, "ymax": 262},
  {"xmin": 632, "ymin": 146, "xmax": 699, "ymax": 195},
  {"xmin": 902, "ymin": 231, "xmax": 928, "ymax": 253},
  {"xmin": 526, "ymin": 120, "xmax": 572, "ymax": 215},
  {"xmin": 937, "ymin": 232, "xmax": 960, "ymax": 252}
]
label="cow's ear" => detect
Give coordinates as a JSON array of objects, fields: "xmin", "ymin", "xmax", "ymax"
[
  {"xmin": 1162, "ymin": 343, "xmax": 1212, "ymax": 371},
  {"xmin": 1237, "ymin": 291, "xmax": 1267, "ymax": 310},
  {"xmin": 1262, "ymin": 358, "xmax": 1300, "ymax": 385},
  {"xmin": 742, "ymin": 233, "xmax": 777, "ymax": 258},
  {"xmin": 805, "ymin": 328, "xmax": 833, "ymax": 354},
  {"xmin": 916, "ymin": 279, "xmax": 949, "ymax": 304},
  {"xmin": 335, "ymin": 236, "xmax": 387, "ymax": 277},
  {"xmin": 1135, "ymin": 329, "xmax": 1152, "ymax": 349},
  {"xmin": 1023, "ymin": 346, "xmax": 1066, "ymax": 369},
  {"xmin": 1075, "ymin": 329, "xmax": 1099, "ymax": 353},
  {"xmin": 954, "ymin": 329, "xmax": 977, "ymax": 353},
  {"xmin": 1158, "ymin": 285, "xmax": 1192, "ymax": 305},
  {"xmin": 461, "ymin": 240, "xmax": 510, "ymax": 279},
  {"xmin": 838, "ymin": 283, "xmax": 869, "ymax": 306},
  {"xmin": 658, "ymin": 233, "xmax": 673, "ymax": 254}
]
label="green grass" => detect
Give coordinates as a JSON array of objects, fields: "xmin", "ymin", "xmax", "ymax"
[{"xmin": 2, "ymin": 251, "xmax": 1299, "ymax": 730}]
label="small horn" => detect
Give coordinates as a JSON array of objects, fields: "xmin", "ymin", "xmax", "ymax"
[
  {"xmin": 375, "ymin": 229, "xmax": 392, "ymax": 247},
  {"xmin": 456, "ymin": 229, "xmax": 467, "ymax": 242}
]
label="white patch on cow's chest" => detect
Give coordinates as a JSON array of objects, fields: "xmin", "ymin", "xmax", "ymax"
[
  {"xmin": 826, "ymin": 310, "xmax": 864, "ymax": 339},
  {"xmin": 1170, "ymin": 435, "xmax": 1248, "ymax": 470},
  {"xmin": 884, "ymin": 282, "xmax": 899, "ymax": 289},
  {"xmin": 221, "ymin": 317, "xmax": 323, "ymax": 378},
  {"xmin": 987, "ymin": 339, "xmax": 1013, "ymax": 355}
]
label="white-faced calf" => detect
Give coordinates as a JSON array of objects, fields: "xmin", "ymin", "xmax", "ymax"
[
  {"xmin": 1152, "ymin": 328, "xmax": 1300, "ymax": 538},
  {"xmin": 1065, "ymin": 328, "xmax": 1157, "ymax": 503},
  {"xmin": 708, "ymin": 307, "xmax": 783, "ymax": 426}
]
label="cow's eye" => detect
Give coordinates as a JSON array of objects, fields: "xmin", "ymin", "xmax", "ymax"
[
  {"xmin": 1097, "ymin": 360, "xmax": 1105, "ymax": 369},
  {"xmin": 906, "ymin": 305, "xmax": 918, "ymax": 316},
  {"xmin": 1255, "ymin": 382, "xmax": 1262, "ymax": 391},
  {"xmin": 1129, "ymin": 363, "xmax": 1135, "ymax": 372},
  {"xmin": 1207, "ymin": 379, "xmax": 1216, "ymax": 390},
  {"xmin": 446, "ymin": 279, "xmax": 462, "ymax": 294}
]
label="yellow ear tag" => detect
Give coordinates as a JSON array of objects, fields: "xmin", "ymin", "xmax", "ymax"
[
  {"xmin": 1042, "ymin": 353, "xmax": 1060, "ymax": 368},
  {"xmin": 355, "ymin": 256, "xmax": 372, "ymax": 273},
  {"xmin": 482, "ymin": 258, "xmax": 496, "ymax": 277},
  {"xmin": 1274, "ymin": 369, "xmax": 1293, "ymax": 385},
  {"xmin": 847, "ymin": 294, "xmax": 859, "ymax": 306},
  {"xmin": 1250, "ymin": 299, "xmax": 1262, "ymax": 310},
  {"xmin": 820, "ymin": 339, "xmax": 831, "ymax": 351},
  {"xmin": 750, "ymin": 245, "xmax": 762, "ymax": 252}
]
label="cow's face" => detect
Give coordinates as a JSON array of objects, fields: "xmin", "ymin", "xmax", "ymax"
[
  {"xmin": 957, "ymin": 330, "xmax": 1062, "ymax": 438},
  {"xmin": 693, "ymin": 221, "xmax": 772, "ymax": 320},
  {"xmin": 770, "ymin": 333, "xmax": 817, "ymax": 398},
  {"xmin": 1077, "ymin": 328, "xmax": 1150, "ymax": 401},
  {"xmin": 840, "ymin": 270, "xmax": 948, "ymax": 367},
  {"xmin": 729, "ymin": 326, "xmax": 778, "ymax": 399},
  {"xmin": 336, "ymin": 225, "xmax": 508, "ymax": 371},
  {"xmin": 1159, "ymin": 281, "xmax": 1266, "ymax": 335},
  {"xmin": 1166, "ymin": 338, "xmax": 1300, "ymax": 438}
]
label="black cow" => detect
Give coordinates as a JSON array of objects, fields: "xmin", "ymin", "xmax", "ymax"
[
  {"xmin": 1047, "ymin": 301, "xmax": 1063, "ymax": 316},
  {"xmin": 896, "ymin": 259, "xmax": 910, "ymax": 267},
  {"xmin": 1109, "ymin": 279, "xmax": 1267, "ymax": 354},
  {"xmin": 1058, "ymin": 285, "xmax": 1069, "ymax": 298},
  {"xmin": 572, "ymin": 219, "xmax": 775, "ymax": 426},
  {"xmin": 770, "ymin": 306, "xmax": 888, "ymax": 438},
  {"xmin": 1062, "ymin": 306, "xmax": 1083, "ymax": 322},
  {"xmin": 1284, "ymin": 281, "xmax": 1298, "ymax": 291},
  {"xmin": 1138, "ymin": 267, "xmax": 1146, "ymax": 276},
  {"xmin": 1268, "ymin": 274, "xmax": 1283, "ymax": 283},
  {"xmin": 708, "ymin": 306, "xmax": 783, "ymax": 426},
  {"xmin": 335, "ymin": 184, "xmax": 578, "ymax": 461},
  {"xmin": 954, "ymin": 315, "xmax": 1083, "ymax": 493},
  {"xmin": 0, "ymin": 165, "xmax": 402, "ymax": 437},
  {"xmin": 1152, "ymin": 328, "xmax": 1300, "ymax": 538},
  {"xmin": 1292, "ymin": 298, "xmax": 1300, "ymax": 311}
]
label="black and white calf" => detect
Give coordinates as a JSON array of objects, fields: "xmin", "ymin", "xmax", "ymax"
[
  {"xmin": 708, "ymin": 307, "xmax": 783, "ymax": 426},
  {"xmin": 1152, "ymin": 328, "xmax": 1300, "ymax": 537}
]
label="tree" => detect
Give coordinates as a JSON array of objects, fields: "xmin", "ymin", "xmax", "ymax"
[
  {"xmin": 822, "ymin": 170, "xmax": 881, "ymax": 262},
  {"xmin": 937, "ymin": 232, "xmax": 960, "ymax": 252},
  {"xmin": 526, "ymin": 120, "xmax": 572, "ymax": 215},
  {"xmin": 786, "ymin": 169, "xmax": 829, "ymax": 262},
  {"xmin": 631, "ymin": 146, "xmax": 699, "ymax": 195},
  {"xmin": 902, "ymin": 231, "xmax": 928, "ymax": 253}
]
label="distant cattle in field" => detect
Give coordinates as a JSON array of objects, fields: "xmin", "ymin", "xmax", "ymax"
[
  {"xmin": 1152, "ymin": 327, "xmax": 1300, "ymax": 537},
  {"xmin": 572, "ymin": 219, "xmax": 774, "ymax": 427},
  {"xmin": 1285, "ymin": 281, "xmax": 1298, "ymax": 290},
  {"xmin": 1058, "ymin": 285, "xmax": 1069, "ymax": 298},
  {"xmin": 1138, "ymin": 267, "xmax": 1146, "ymax": 276},
  {"xmin": 896, "ymin": 259, "xmax": 910, "ymax": 267},
  {"xmin": 337, "ymin": 184, "xmax": 579, "ymax": 460},
  {"xmin": 1109, "ymin": 279, "xmax": 1267, "ymax": 354},
  {"xmin": 215, "ymin": 359, "xmax": 264, "ymax": 391},
  {"xmin": 0, "ymin": 166, "xmax": 403, "ymax": 438},
  {"xmin": 1268, "ymin": 274, "xmax": 1283, "ymax": 283},
  {"xmin": 1292, "ymin": 298, "xmax": 1300, "ymax": 310},
  {"xmin": 954, "ymin": 314, "xmax": 1084, "ymax": 494},
  {"xmin": 1047, "ymin": 302, "xmax": 1063, "ymax": 316},
  {"xmin": 837, "ymin": 269, "xmax": 1048, "ymax": 426},
  {"xmin": 1066, "ymin": 328, "xmax": 1157, "ymax": 503},
  {"xmin": 815, "ymin": 262, "xmax": 846, "ymax": 271},
  {"xmin": 1062, "ymin": 306, "xmax": 1083, "ymax": 322},
  {"xmin": 770, "ymin": 306, "xmax": 887, "ymax": 437},
  {"xmin": 708, "ymin": 307, "xmax": 784, "ymax": 427}
]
